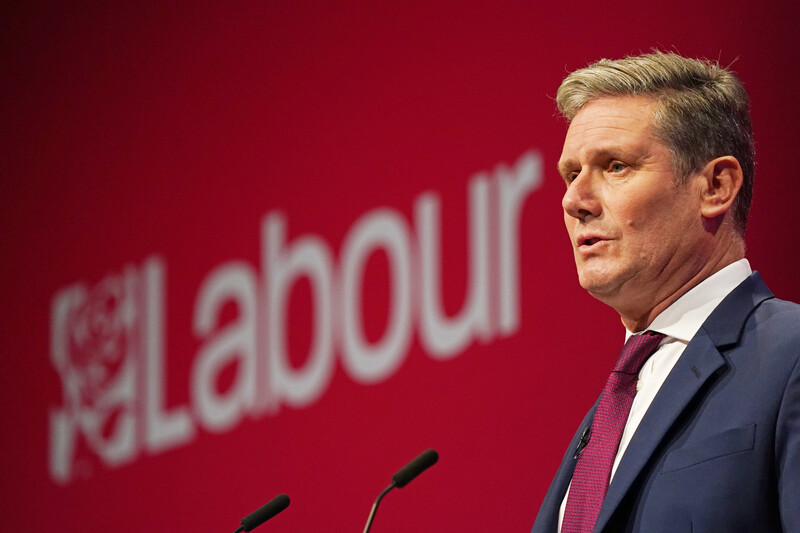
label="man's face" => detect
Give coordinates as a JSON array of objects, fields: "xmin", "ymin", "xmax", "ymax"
[{"xmin": 558, "ymin": 96, "xmax": 707, "ymax": 317}]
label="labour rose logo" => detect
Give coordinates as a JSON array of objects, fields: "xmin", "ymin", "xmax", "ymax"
[{"xmin": 49, "ymin": 267, "xmax": 139, "ymax": 483}]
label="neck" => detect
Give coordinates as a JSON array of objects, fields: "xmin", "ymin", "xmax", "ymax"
[{"xmin": 616, "ymin": 235, "xmax": 746, "ymax": 332}]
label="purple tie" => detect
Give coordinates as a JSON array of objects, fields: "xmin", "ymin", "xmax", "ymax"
[{"xmin": 561, "ymin": 330, "xmax": 666, "ymax": 533}]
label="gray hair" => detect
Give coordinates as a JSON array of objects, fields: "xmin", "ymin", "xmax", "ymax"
[{"xmin": 556, "ymin": 51, "xmax": 754, "ymax": 234}]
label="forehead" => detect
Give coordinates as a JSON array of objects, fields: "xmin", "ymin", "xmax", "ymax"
[{"xmin": 559, "ymin": 96, "xmax": 660, "ymax": 167}]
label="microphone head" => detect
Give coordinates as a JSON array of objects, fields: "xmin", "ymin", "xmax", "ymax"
[
  {"xmin": 391, "ymin": 449, "xmax": 439, "ymax": 488},
  {"xmin": 240, "ymin": 494, "xmax": 290, "ymax": 532}
]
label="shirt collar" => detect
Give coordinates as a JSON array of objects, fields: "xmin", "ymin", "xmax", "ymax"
[{"xmin": 625, "ymin": 258, "xmax": 752, "ymax": 343}]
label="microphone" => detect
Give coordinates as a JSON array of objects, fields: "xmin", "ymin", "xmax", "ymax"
[
  {"xmin": 392, "ymin": 449, "xmax": 439, "ymax": 488},
  {"xmin": 232, "ymin": 494, "xmax": 290, "ymax": 533},
  {"xmin": 363, "ymin": 449, "xmax": 439, "ymax": 533},
  {"xmin": 573, "ymin": 426, "xmax": 591, "ymax": 459}
]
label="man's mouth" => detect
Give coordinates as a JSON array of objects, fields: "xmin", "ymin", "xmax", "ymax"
[{"xmin": 577, "ymin": 235, "xmax": 608, "ymax": 251}]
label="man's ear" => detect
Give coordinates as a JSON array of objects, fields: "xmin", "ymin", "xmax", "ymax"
[{"xmin": 697, "ymin": 156, "xmax": 743, "ymax": 219}]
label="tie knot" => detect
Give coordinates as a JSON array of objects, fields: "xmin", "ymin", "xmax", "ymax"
[{"xmin": 614, "ymin": 331, "xmax": 666, "ymax": 375}]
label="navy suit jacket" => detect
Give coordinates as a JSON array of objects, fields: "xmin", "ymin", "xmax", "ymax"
[{"xmin": 532, "ymin": 272, "xmax": 800, "ymax": 533}]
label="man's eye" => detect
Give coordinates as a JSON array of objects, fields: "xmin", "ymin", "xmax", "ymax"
[{"xmin": 610, "ymin": 162, "xmax": 626, "ymax": 173}]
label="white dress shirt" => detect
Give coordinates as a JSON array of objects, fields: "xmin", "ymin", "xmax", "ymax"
[{"xmin": 557, "ymin": 259, "xmax": 753, "ymax": 531}]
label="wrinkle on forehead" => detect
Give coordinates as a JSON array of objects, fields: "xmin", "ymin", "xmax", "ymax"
[{"xmin": 558, "ymin": 96, "xmax": 659, "ymax": 175}]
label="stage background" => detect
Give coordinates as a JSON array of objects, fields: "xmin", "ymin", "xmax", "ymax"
[{"xmin": 3, "ymin": 1, "xmax": 800, "ymax": 531}]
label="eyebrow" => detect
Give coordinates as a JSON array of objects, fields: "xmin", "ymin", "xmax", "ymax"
[{"xmin": 556, "ymin": 159, "xmax": 576, "ymax": 178}]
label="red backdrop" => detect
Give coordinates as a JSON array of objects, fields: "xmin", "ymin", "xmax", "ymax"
[{"xmin": 3, "ymin": 1, "xmax": 800, "ymax": 531}]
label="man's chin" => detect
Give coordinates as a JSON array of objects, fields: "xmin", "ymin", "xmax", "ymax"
[
  {"xmin": 579, "ymin": 274, "xmax": 611, "ymax": 292},
  {"xmin": 578, "ymin": 274, "xmax": 623, "ymax": 300}
]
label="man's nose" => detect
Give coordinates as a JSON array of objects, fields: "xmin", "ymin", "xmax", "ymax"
[{"xmin": 562, "ymin": 171, "xmax": 601, "ymax": 221}]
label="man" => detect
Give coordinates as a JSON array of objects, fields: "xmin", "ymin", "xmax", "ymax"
[{"xmin": 532, "ymin": 52, "xmax": 800, "ymax": 533}]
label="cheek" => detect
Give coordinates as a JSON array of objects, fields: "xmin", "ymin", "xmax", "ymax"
[
  {"xmin": 624, "ymin": 208, "xmax": 680, "ymax": 258},
  {"xmin": 615, "ymin": 196, "xmax": 648, "ymax": 227},
  {"xmin": 615, "ymin": 192, "xmax": 662, "ymax": 233},
  {"xmin": 616, "ymin": 207, "xmax": 661, "ymax": 255}
]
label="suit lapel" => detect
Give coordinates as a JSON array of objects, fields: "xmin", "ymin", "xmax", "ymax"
[
  {"xmin": 533, "ymin": 405, "xmax": 597, "ymax": 532},
  {"xmin": 592, "ymin": 272, "xmax": 773, "ymax": 532}
]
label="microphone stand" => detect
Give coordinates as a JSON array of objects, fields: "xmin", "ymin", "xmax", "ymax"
[
  {"xmin": 361, "ymin": 449, "xmax": 438, "ymax": 533},
  {"xmin": 362, "ymin": 482, "xmax": 396, "ymax": 533}
]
